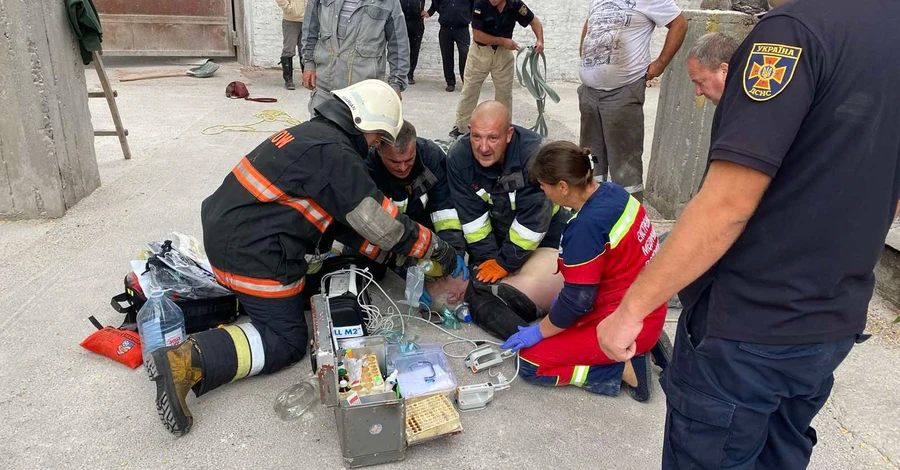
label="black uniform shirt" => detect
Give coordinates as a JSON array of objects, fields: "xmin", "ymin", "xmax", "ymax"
[
  {"xmin": 471, "ymin": 0, "xmax": 533, "ymax": 43},
  {"xmin": 679, "ymin": 0, "xmax": 900, "ymax": 345}
]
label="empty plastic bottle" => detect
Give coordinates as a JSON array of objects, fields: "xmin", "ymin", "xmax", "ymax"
[
  {"xmin": 137, "ymin": 288, "xmax": 186, "ymax": 369},
  {"xmin": 274, "ymin": 375, "xmax": 320, "ymax": 420}
]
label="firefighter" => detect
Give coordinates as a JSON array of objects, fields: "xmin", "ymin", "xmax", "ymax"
[
  {"xmin": 146, "ymin": 79, "xmax": 458, "ymax": 436},
  {"xmin": 448, "ymin": 100, "xmax": 570, "ymax": 338},
  {"xmin": 342, "ymin": 120, "xmax": 469, "ymax": 290}
]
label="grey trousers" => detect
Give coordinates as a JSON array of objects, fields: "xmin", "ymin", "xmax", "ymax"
[
  {"xmin": 578, "ymin": 78, "xmax": 646, "ymax": 201},
  {"xmin": 282, "ymin": 20, "xmax": 303, "ymax": 58}
]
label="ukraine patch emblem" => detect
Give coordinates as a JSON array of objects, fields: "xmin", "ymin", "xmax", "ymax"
[{"xmin": 742, "ymin": 43, "xmax": 803, "ymax": 101}]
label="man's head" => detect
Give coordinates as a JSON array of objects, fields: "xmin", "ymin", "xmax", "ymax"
[
  {"xmin": 331, "ymin": 79, "xmax": 403, "ymax": 147},
  {"xmin": 377, "ymin": 121, "xmax": 417, "ymax": 178},
  {"xmin": 686, "ymin": 32, "xmax": 740, "ymax": 105},
  {"xmin": 468, "ymin": 100, "xmax": 514, "ymax": 168}
]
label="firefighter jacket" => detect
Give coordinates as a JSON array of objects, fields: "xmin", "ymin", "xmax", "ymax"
[
  {"xmin": 200, "ymin": 99, "xmax": 437, "ymax": 298},
  {"xmin": 447, "ymin": 125, "xmax": 569, "ymax": 273},
  {"xmin": 366, "ymin": 138, "xmax": 466, "ymax": 253},
  {"xmin": 302, "ymin": 0, "xmax": 410, "ymax": 93}
]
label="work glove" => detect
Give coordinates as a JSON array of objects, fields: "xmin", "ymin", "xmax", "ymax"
[
  {"xmin": 475, "ymin": 259, "xmax": 509, "ymax": 283},
  {"xmin": 419, "ymin": 289, "xmax": 432, "ymax": 310},
  {"xmin": 500, "ymin": 324, "xmax": 544, "ymax": 352},
  {"xmin": 451, "ymin": 254, "xmax": 470, "ymax": 281},
  {"xmin": 429, "ymin": 235, "xmax": 458, "ymax": 278}
]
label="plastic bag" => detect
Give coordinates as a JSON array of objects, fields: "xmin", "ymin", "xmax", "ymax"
[
  {"xmin": 402, "ymin": 265, "xmax": 425, "ymax": 310},
  {"xmin": 145, "ymin": 234, "xmax": 230, "ymax": 299}
]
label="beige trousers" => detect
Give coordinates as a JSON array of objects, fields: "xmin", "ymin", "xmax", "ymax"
[{"xmin": 453, "ymin": 44, "xmax": 515, "ymax": 130}]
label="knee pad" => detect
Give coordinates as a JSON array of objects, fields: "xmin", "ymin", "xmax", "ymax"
[{"xmin": 464, "ymin": 280, "xmax": 544, "ymax": 340}]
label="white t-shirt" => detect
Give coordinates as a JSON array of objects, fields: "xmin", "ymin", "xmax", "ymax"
[{"xmin": 579, "ymin": 0, "xmax": 681, "ymax": 91}]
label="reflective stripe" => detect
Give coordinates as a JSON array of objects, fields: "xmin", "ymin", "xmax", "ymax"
[
  {"xmin": 232, "ymin": 157, "xmax": 333, "ymax": 232},
  {"xmin": 223, "ymin": 325, "xmax": 252, "ymax": 382},
  {"xmin": 462, "ymin": 212, "xmax": 492, "ymax": 244},
  {"xmin": 212, "ymin": 266, "xmax": 304, "ymax": 298},
  {"xmin": 476, "ymin": 188, "xmax": 492, "ymax": 204},
  {"xmin": 359, "ymin": 240, "xmax": 381, "ymax": 260},
  {"xmin": 393, "ymin": 198, "xmax": 409, "ymax": 214},
  {"xmin": 570, "ymin": 365, "xmax": 589, "ymax": 387},
  {"xmin": 408, "ymin": 223, "xmax": 433, "ymax": 258},
  {"xmin": 381, "ymin": 196, "xmax": 399, "ymax": 218},
  {"xmin": 419, "ymin": 193, "xmax": 429, "ymax": 208},
  {"xmin": 431, "ymin": 208, "xmax": 462, "ymax": 231},
  {"xmin": 623, "ymin": 183, "xmax": 644, "ymax": 194},
  {"xmin": 509, "ymin": 218, "xmax": 545, "ymax": 251},
  {"xmin": 508, "ymin": 191, "xmax": 516, "ymax": 211},
  {"xmin": 609, "ymin": 196, "xmax": 640, "ymax": 249},
  {"xmin": 238, "ymin": 323, "xmax": 266, "ymax": 377},
  {"xmin": 552, "ymin": 204, "xmax": 560, "ymax": 216}
]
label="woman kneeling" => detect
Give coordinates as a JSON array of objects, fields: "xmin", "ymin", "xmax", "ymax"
[{"xmin": 501, "ymin": 141, "xmax": 666, "ymax": 402}]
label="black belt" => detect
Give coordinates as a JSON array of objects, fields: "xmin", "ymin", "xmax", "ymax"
[{"xmin": 475, "ymin": 42, "xmax": 499, "ymax": 50}]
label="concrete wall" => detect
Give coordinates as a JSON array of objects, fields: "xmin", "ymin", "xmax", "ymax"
[
  {"xmin": 644, "ymin": 9, "xmax": 756, "ymax": 218},
  {"xmin": 244, "ymin": 0, "xmax": 703, "ymax": 82},
  {"xmin": 0, "ymin": 0, "xmax": 100, "ymax": 219}
]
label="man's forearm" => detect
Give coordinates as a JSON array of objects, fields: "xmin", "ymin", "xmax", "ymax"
[
  {"xmin": 530, "ymin": 17, "xmax": 544, "ymax": 44},
  {"xmin": 472, "ymin": 29, "xmax": 508, "ymax": 47},
  {"xmin": 579, "ymin": 20, "xmax": 587, "ymax": 55},
  {"xmin": 618, "ymin": 161, "xmax": 771, "ymax": 322},
  {"xmin": 656, "ymin": 14, "xmax": 687, "ymax": 66}
]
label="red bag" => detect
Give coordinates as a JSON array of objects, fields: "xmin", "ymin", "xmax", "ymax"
[
  {"xmin": 225, "ymin": 81, "xmax": 277, "ymax": 103},
  {"xmin": 80, "ymin": 316, "xmax": 143, "ymax": 369}
]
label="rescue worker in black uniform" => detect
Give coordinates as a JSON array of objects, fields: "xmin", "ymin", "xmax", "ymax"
[
  {"xmin": 146, "ymin": 79, "xmax": 458, "ymax": 436},
  {"xmin": 343, "ymin": 120, "xmax": 468, "ymax": 285},
  {"xmin": 448, "ymin": 100, "xmax": 570, "ymax": 338},
  {"xmin": 596, "ymin": 0, "xmax": 900, "ymax": 467}
]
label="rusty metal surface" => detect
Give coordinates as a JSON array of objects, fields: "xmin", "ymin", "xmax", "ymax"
[
  {"xmin": 312, "ymin": 295, "xmax": 339, "ymax": 408},
  {"xmin": 94, "ymin": 0, "xmax": 234, "ymax": 57}
]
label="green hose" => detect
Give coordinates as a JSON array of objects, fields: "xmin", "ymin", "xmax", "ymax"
[{"xmin": 516, "ymin": 46, "xmax": 561, "ymax": 137}]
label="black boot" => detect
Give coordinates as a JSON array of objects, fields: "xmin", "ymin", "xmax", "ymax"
[
  {"xmin": 281, "ymin": 56, "xmax": 295, "ymax": 90},
  {"xmin": 148, "ymin": 338, "xmax": 203, "ymax": 436}
]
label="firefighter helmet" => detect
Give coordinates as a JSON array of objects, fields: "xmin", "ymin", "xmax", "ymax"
[{"xmin": 332, "ymin": 79, "xmax": 403, "ymax": 143}]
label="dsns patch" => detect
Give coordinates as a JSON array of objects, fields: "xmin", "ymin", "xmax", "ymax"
[{"xmin": 743, "ymin": 43, "xmax": 803, "ymax": 101}]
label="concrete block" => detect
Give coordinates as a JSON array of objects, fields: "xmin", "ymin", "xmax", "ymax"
[
  {"xmin": 700, "ymin": 0, "xmax": 733, "ymax": 9},
  {"xmin": 0, "ymin": 0, "xmax": 100, "ymax": 219},
  {"xmin": 645, "ymin": 10, "xmax": 757, "ymax": 218}
]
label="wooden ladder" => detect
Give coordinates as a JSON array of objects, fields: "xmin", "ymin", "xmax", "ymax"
[{"xmin": 90, "ymin": 51, "xmax": 131, "ymax": 160}]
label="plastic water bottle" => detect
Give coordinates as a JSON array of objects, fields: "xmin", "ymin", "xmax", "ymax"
[
  {"xmin": 137, "ymin": 289, "xmax": 186, "ymax": 369},
  {"xmin": 454, "ymin": 302, "xmax": 472, "ymax": 323},
  {"xmin": 274, "ymin": 375, "xmax": 319, "ymax": 420}
]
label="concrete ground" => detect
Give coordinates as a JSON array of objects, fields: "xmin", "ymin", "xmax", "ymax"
[{"xmin": 1, "ymin": 60, "xmax": 899, "ymax": 469}]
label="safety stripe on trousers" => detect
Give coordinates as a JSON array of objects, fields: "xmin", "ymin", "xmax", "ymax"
[
  {"xmin": 609, "ymin": 196, "xmax": 640, "ymax": 249},
  {"xmin": 570, "ymin": 365, "xmax": 589, "ymax": 387},
  {"xmin": 408, "ymin": 224, "xmax": 432, "ymax": 258},
  {"xmin": 509, "ymin": 218, "xmax": 545, "ymax": 251},
  {"xmin": 238, "ymin": 323, "xmax": 265, "ymax": 376},
  {"xmin": 462, "ymin": 211, "xmax": 492, "ymax": 244},
  {"xmin": 212, "ymin": 266, "xmax": 305, "ymax": 298},
  {"xmin": 222, "ymin": 325, "xmax": 262, "ymax": 382},
  {"xmin": 431, "ymin": 208, "xmax": 462, "ymax": 231},
  {"xmin": 232, "ymin": 157, "xmax": 333, "ymax": 232}
]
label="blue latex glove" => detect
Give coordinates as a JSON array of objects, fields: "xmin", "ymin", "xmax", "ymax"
[
  {"xmin": 419, "ymin": 289, "xmax": 432, "ymax": 309},
  {"xmin": 500, "ymin": 324, "xmax": 544, "ymax": 352},
  {"xmin": 451, "ymin": 254, "xmax": 469, "ymax": 281}
]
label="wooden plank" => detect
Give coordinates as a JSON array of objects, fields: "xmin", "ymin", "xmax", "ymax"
[
  {"xmin": 92, "ymin": 52, "xmax": 132, "ymax": 160},
  {"xmin": 94, "ymin": 130, "xmax": 128, "ymax": 137},
  {"xmin": 88, "ymin": 90, "xmax": 116, "ymax": 98}
]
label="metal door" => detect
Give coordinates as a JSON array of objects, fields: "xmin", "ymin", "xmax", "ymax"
[{"xmin": 93, "ymin": 0, "xmax": 236, "ymax": 57}]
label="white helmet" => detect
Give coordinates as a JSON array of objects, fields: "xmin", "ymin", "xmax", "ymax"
[{"xmin": 332, "ymin": 79, "xmax": 403, "ymax": 143}]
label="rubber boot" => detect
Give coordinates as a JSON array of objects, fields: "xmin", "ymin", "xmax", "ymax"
[
  {"xmin": 147, "ymin": 338, "xmax": 203, "ymax": 436},
  {"xmin": 281, "ymin": 57, "xmax": 295, "ymax": 90},
  {"xmin": 650, "ymin": 330, "xmax": 673, "ymax": 371}
]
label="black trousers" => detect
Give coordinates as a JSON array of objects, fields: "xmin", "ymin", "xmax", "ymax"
[
  {"xmin": 660, "ymin": 303, "xmax": 864, "ymax": 469},
  {"xmin": 406, "ymin": 18, "xmax": 424, "ymax": 78},
  {"xmin": 439, "ymin": 25, "xmax": 470, "ymax": 86}
]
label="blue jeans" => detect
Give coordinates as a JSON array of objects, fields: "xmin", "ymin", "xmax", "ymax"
[{"xmin": 660, "ymin": 306, "xmax": 864, "ymax": 469}]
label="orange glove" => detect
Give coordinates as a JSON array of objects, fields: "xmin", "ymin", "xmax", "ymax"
[{"xmin": 476, "ymin": 259, "xmax": 509, "ymax": 283}]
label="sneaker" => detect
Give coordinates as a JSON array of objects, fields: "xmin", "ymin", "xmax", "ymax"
[
  {"xmin": 445, "ymin": 84, "xmax": 455, "ymax": 92},
  {"xmin": 147, "ymin": 339, "xmax": 202, "ymax": 436},
  {"xmin": 449, "ymin": 127, "xmax": 462, "ymax": 138},
  {"xmin": 625, "ymin": 353, "xmax": 651, "ymax": 403},
  {"xmin": 408, "ymin": 76, "xmax": 416, "ymax": 85},
  {"xmin": 650, "ymin": 330, "xmax": 673, "ymax": 371}
]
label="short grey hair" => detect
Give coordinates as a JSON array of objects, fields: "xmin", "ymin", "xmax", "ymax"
[
  {"xmin": 393, "ymin": 121, "xmax": 417, "ymax": 152},
  {"xmin": 687, "ymin": 32, "xmax": 740, "ymax": 70}
]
